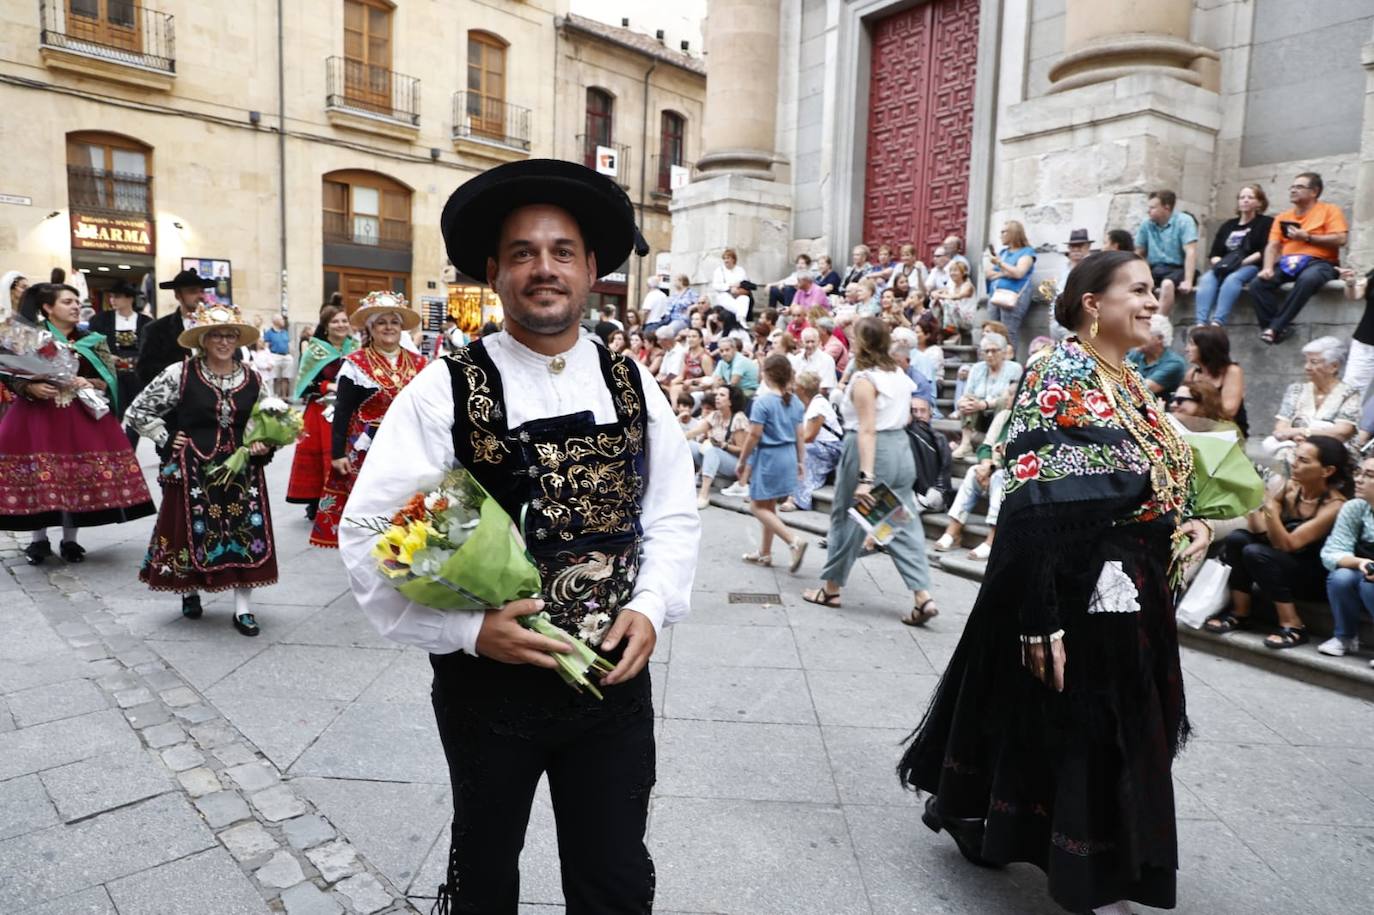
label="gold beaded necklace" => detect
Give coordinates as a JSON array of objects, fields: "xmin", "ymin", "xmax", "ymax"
[{"xmin": 1078, "ymin": 337, "xmax": 1194, "ymax": 514}]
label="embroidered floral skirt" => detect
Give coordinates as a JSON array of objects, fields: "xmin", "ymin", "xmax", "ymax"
[
  {"xmin": 309, "ymin": 449, "xmax": 363, "ymax": 549},
  {"xmin": 140, "ymin": 459, "xmax": 278, "ymax": 594},
  {"xmin": 286, "ymin": 399, "xmax": 332, "ymax": 505},
  {"xmin": 0, "ymin": 396, "xmax": 155, "ymax": 530},
  {"xmin": 900, "ymin": 522, "xmax": 1186, "ymax": 912}
]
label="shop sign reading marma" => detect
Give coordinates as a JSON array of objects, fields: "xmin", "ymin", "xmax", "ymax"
[{"xmin": 71, "ymin": 212, "xmax": 155, "ymax": 255}]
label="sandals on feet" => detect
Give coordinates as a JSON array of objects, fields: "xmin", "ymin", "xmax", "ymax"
[
  {"xmin": 903, "ymin": 597, "xmax": 939, "ymax": 627},
  {"xmin": 1264, "ymin": 626, "xmax": 1308, "ymax": 650},
  {"xmin": 742, "ymin": 552, "xmax": 773, "ymax": 567},
  {"xmin": 801, "ymin": 585, "xmax": 842, "ymax": 607},
  {"xmin": 1203, "ymin": 612, "xmax": 1249, "ymax": 634},
  {"xmin": 1259, "ymin": 329, "xmax": 1277, "ymax": 345},
  {"xmin": 788, "ymin": 539, "xmax": 809, "ymax": 573}
]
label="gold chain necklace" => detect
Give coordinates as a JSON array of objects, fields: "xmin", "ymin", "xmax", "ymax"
[{"xmin": 1079, "ymin": 338, "xmax": 1194, "ymax": 514}]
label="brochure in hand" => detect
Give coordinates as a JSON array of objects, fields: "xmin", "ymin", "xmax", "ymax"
[{"xmin": 846, "ymin": 481, "xmax": 914, "ymax": 545}]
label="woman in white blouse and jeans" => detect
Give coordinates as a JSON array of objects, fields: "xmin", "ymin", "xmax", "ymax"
[{"xmin": 802, "ymin": 317, "xmax": 938, "ymax": 625}]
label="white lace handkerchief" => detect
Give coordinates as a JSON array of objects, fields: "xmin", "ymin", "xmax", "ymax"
[{"xmin": 1087, "ymin": 560, "xmax": 1141, "ymax": 615}]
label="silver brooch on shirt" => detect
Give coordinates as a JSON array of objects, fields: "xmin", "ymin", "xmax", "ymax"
[{"xmin": 548, "ymin": 355, "xmax": 566, "ymax": 374}]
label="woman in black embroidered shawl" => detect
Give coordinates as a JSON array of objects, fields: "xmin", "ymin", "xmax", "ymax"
[{"xmin": 899, "ymin": 252, "xmax": 1212, "ymax": 914}]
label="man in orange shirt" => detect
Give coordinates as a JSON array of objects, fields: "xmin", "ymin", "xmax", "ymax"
[{"xmin": 1251, "ymin": 171, "xmax": 1348, "ymax": 344}]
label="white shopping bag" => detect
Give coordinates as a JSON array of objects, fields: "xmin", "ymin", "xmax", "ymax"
[{"xmin": 1176, "ymin": 558, "xmax": 1230, "ymax": 629}]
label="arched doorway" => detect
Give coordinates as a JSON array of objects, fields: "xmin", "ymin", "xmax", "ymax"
[
  {"xmin": 862, "ymin": 0, "xmax": 980, "ymax": 258},
  {"xmin": 65, "ymin": 130, "xmax": 156, "ymax": 310}
]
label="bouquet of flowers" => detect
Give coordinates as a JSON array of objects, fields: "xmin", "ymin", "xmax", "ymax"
[
  {"xmin": 0, "ymin": 317, "xmax": 79, "ymax": 386},
  {"xmin": 205, "ymin": 397, "xmax": 304, "ymax": 484},
  {"xmin": 352, "ymin": 468, "xmax": 616, "ymax": 697}
]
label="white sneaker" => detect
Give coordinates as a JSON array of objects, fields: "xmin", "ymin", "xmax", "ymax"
[
  {"xmin": 1317, "ymin": 636, "xmax": 1359, "ymax": 657},
  {"xmin": 720, "ymin": 482, "xmax": 749, "ymax": 498},
  {"xmin": 933, "ymin": 533, "xmax": 955, "ymax": 552}
]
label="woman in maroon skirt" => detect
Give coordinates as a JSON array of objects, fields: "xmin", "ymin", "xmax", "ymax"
[
  {"xmin": 285, "ymin": 305, "xmax": 357, "ymax": 520},
  {"xmin": 0, "ymin": 282, "xmax": 154, "ymax": 564},
  {"xmin": 125, "ymin": 304, "xmax": 279, "ymax": 636},
  {"xmin": 310, "ymin": 291, "xmax": 425, "ymax": 548}
]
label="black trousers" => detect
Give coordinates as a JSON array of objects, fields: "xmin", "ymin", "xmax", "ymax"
[
  {"xmin": 768, "ymin": 285, "xmax": 796, "ymax": 308},
  {"xmin": 429, "ymin": 651, "xmax": 656, "ymax": 914},
  {"xmin": 1248, "ymin": 259, "xmax": 1338, "ymax": 333},
  {"xmin": 1221, "ymin": 529, "xmax": 1326, "ymax": 604}
]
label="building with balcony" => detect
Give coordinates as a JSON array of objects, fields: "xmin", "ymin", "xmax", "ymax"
[{"xmin": 0, "ymin": 0, "xmax": 704, "ymax": 333}]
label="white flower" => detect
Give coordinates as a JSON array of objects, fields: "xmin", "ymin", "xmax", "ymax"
[
  {"xmin": 423, "ymin": 492, "xmax": 443, "ymax": 511},
  {"xmin": 259, "ymin": 396, "xmax": 289, "ymax": 414},
  {"xmin": 577, "ymin": 612, "xmax": 612, "ymax": 646}
]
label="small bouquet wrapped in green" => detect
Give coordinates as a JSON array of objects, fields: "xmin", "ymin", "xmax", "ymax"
[
  {"xmin": 352, "ymin": 468, "xmax": 614, "ymax": 697},
  {"xmin": 205, "ymin": 397, "xmax": 304, "ymax": 485}
]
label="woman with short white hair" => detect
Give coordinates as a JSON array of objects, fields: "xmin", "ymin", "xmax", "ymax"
[
  {"xmin": 952, "ymin": 331, "xmax": 1022, "ymax": 459},
  {"xmin": 1262, "ymin": 335, "xmax": 1361, "ymax": 468}
]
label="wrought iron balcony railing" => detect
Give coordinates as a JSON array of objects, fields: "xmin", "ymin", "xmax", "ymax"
[
  {"xmin": 325, "ymin": 56, "xmax": 420, "ymax": 126},
  {"xmin": 322, "ymin": 210, "xmax": 412, "ymax": 250},
  {"xmin": 452, "ymin": 92, "xmax": 531, "ymax": 151},
  {"xmin": 66, "ymin": 165, "xmax": 153, "ymax": 216},
  {"xmin": 39, "ymin": 0, "xmax": 175, "ymax": 73},
  {"xmin": 576, "ymin": 135, "xmax": 631, "ymax": 188}
]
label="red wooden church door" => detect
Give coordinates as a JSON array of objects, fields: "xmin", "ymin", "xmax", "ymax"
[{"xmin": 862, "ymin": 0, "xmax": 980, "ymax": 259}]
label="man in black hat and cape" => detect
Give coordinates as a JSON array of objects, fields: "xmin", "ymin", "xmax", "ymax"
[
  {"xmin": 88, "ymin": 279, "xmax": 152, "ymax": 440},
  {"xmin": 339, "ymin": 160, "xmax": 699, "ymax": 913},
  {"xmin": 137, "ymin": 268, "xmax": 217, "ymax": 386}
]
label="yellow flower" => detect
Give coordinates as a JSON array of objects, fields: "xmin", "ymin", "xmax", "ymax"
[{"xmin": 372, "ymin": 520, "xmax": 434, "ymax": 571}]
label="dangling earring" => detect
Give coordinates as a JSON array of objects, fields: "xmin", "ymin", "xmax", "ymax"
[{"xmin": 1090, "ymin": 316, "xmax": 1099, "ymax": 338}]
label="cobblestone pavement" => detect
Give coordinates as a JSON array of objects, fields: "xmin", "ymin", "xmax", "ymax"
[{"xmin": 1, "ymin": 441, "xmax": 1372, "ymax": 914}]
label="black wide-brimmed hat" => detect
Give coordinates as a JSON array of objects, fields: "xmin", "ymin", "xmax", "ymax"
[
  {"xmin": 158, "ymin": 268, "xmax": 217, "ymax": 291},
  {"xmin": 441, "ymin": 159, "xmax": 648, "ymax": 282},
  {"xmin": 108, "ymin": 279, "xmax": 140, "ymax": 298}
]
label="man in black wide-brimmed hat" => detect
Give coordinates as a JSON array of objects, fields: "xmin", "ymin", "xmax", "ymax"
[
  {"xmin": 88, "ymin": 279, "xmax": 151, "ymax": 432},
  {"xmin": 137, "ymin": 268, "xmax": 217, "ymax": 386},
  {"xmin": 340, "ymin": 160, "xmax": 699, "ymax": 913}
]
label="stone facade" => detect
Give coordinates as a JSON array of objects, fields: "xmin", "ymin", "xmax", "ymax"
[{"xmin": 0, "ymin": 1, "xmax": 703, "ymax": 326}]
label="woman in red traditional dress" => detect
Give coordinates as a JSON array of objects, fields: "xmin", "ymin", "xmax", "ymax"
[
  {"xmin": 126, "ymin": 303, "xmax": 281, "ymax": 636},
  {"xmin": 0, "ymin": 283, "xmax": 154, "ymax": 564},
  {"xmin": 285, "ymin": 305, "xmax": 357, "ymax": 520},
  {"xmin": 310, "ymin": 291, "xmax": 425, "ymax": 547}
]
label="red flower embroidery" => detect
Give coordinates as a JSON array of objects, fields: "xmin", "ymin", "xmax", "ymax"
[
  {"xmin": 1037, "ymin": 384, "xmax": 1067, "ymax": 417},
  {"xmin": 1014, "ymin": 452, "xmax": 1042, "ymax": 481},
  {"xmin": 1084, "ymin": 390, "xmax": 1114, "ymax": 419}
]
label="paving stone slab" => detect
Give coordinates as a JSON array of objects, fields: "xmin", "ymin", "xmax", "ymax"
[
  {"xmin": 0, "ymin": 708, "xmax": 137, "ymax": 781},
  {"xmin": 668, "ymin": 624, "xmax": 802, "ymax": 668},
  {"xmin": 294, "ymin": 777, "xmax": 448, "ymax": 889},
  {"xmin": 215, "ymin": 742, "xmax": 264, "ymax": 768},
  {"xmin": 820, "ymin": 725, "xmax": 919, "ymax": 807},
  {"xmin": 189, "ymin": 719, "xmax": 238, "ymax": 749},
  {"xmin": 251, "ymin": 784, "xmax": 308, "ymax": 821},
  {"xmin": 149, "ymin": 637, "xmax": 268, "ymax": 691},
  {"xmin": 280, "ymin": 881, "xmax": 343, "ymax": 915},
  {"xmin": 648, "ymin": 796, "xmax": 869, "ymax": 915},
  {"xmin": 211, "ymin": 643, "xmax": 399, "ymax": 702},
  {"xmin": 334, "ymin": 873, "xmax": 393, "ymax": 914},
  {"xmin": 16, "ymin": 885, "xmax": 118, "ymax": 915},
  {"xmin": 5, "ymin": 678, "xmax": 108, "ymax": 728},
  {"xmin": 662, "ymin": 665, "xmax": 817, "ymax": 725},
  {"xmin": 225, "ymin": 759, "xmax": 280, "ymax": 792},
  {"xmin": 656, "ymin": 718, "xmax": 836, "ymax": 803},
  {"xmin": 305, "ymin": 839, "xmax": 362, "ymax": 882},
  {"xmin": 38, "ymin": 747, "xmax": 175, "ymax": 822},
  {"xmin": 806, "ymin": 669, "xmax": 939, "ymax": 729},
  {"xmin": 289, "ymin": 701, "xmax": 445, "ymax": 782},
  {"xmin": 195, "ymin": 790, "xmax": 253, "ymax": 828},
  {"xmin": 255, "ymin": 848, "xmax": 307, "ymax": 889},
  {"xmin": 114, "ymin": 687, "xmax": 155, "ymax": 708},
  {"xmin": 160, "ymin": 685, "xmax": 202, "ymax": 707},
  {"xmin": 282, "ymin": 814, "xmax": 337, "ymax": 851},
  {"xmin": 122, "ymin": 700, "xmax": 172, "ymax": 729},
  {"xmin": 140, "ymin": 720, "xmax": 185, "ymax": 748},
  {"xmin": 0, "ymin": 793, "xmax": 215, "ymax": 911},
  {"xmin": 173, "ymin": 702, "xmax": 220, "ymax": 724},
  {"xmin": 161, "ymin": 742, "xmax": 206, "ymax": 772},
  {"xmin": 793, "ymin": 626, "xmax": 937, "ymax": 674},
  {"xmin": 106, "ymin": 846, "xmax": 272, "ymax": 915},
  {"xmin": 219, "ymin": 820, "xmax": 280, "ymax": 864},
  {"xmin": 209, "ymin": 693, "xmax": 349, "ymax": 770},
  {"xmin": 177, "ymin": 766, "xmax": 223, "ymax": 798},
  {"xmin": 1175, "ymin": 741, "xmax": 1374, "ymax": 827},
  {"xmin": 0, "ymin": 773, "xmax": 60, "ymax": 840}
]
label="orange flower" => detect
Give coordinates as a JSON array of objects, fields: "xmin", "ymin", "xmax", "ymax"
[{"xmin": 398, "ymin": 493, "xmax": 427, "ymax": 521}]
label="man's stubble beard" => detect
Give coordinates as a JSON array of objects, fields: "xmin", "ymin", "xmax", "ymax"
[{"xmin": 505, "ymin": 293, "xmax": 584, "ymax": 336}]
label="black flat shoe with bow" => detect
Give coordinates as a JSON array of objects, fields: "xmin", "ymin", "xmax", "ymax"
[
  {"xmin": 181, "ymin": 594, "xmax": 203, "ymax": 619},
  {"xmin": 24, "ymin": 540, "xmax": 52, "ymax": 566},
  {"xmin": 59, "ymin": 541, "xmax": 86, "ymax": 563},
  {"xmin": 233, "ymin": 613, "xmax": 260, "ymax": 637}
]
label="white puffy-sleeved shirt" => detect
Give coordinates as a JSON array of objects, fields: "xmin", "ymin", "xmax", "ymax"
[{"xmin": 338, "ymin": 331, "xmax": 701, "ymax": 656}]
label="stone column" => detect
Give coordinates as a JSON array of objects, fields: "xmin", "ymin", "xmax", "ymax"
[
  {"xmin": 1351, "ymin": 29, "xmax": 1374, "ymax": 268},
  {"xmin": 1049, "ymin": 0, "xmax": 1219, "ymax": 94},
  {"xmin": 696, "ymin": 0, "xmax": 781, "ymax": 180},
  {"xmin": 670, "ymin": 0, "xmax": 793, "ymax": 292}
]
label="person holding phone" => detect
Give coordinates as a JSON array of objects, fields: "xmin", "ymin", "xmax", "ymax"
[
  {"xmin": 1318, "ymin": 454, "xmax": 1374, "ymax": 661},
  {"xmin": 1251, "ymin": 171, "xmax": 1348, "ymax": 344}
]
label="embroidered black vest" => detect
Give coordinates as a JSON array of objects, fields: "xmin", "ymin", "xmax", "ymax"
[
  {"xmin": 444, "ymin": 339, "xmax": 649, "ymax": 638},
  {"xmin": 174, "ymin": 359, "xmax": 259, "ymax": 460}
]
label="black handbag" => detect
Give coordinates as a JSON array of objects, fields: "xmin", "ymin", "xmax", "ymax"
[{"xmin": 1210, "ymin": 247, "xmax": 1248, "ymax": 281}]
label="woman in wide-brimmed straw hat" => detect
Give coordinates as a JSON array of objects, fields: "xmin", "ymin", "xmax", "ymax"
[
  {"xmin": 125, "ymin": 302, "xmax": 280, "ymax": 636},
  {"xmin": 309, "ymin": 290, "xmax": 426, "ymax": 547}
]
